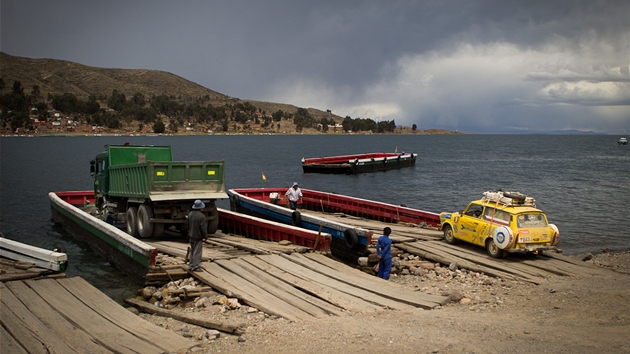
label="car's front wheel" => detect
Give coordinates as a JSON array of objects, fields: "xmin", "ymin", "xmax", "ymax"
[
  {"xmin": 443, "ymin": 225, "xmax": 458, "ymax": 244},
  {"xmin": 486, "ymin": 239, "xmax": 505, "ymax": 258}
]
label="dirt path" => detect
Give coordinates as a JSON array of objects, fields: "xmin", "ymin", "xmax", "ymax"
[{"xmin": 137, "ymin": 252, "xmax": 630, "ymax": 354}]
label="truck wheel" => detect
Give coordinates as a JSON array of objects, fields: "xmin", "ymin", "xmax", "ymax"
[
  {"xmin": 152, "ymin": 223, "xmax": 164, "ymax": 238},
  {"xmin": 126, "ymin": 206, "xmax": 139, "ymax": 237},
  {"xmin": 137, "ymin": 205, "xmax": 154, "ymax": 238},
  {"xmin": 207, "ymin": 207, "xmax": 219, "ymax": 235},
  {"xmin": 443, "ymin": 225, "xmax": 458, "ymax": 244}
]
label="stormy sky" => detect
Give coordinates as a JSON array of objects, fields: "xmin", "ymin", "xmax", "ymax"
[{"xmin": 2, "ymin": 0, "xmax": 628, "ymax": 134}]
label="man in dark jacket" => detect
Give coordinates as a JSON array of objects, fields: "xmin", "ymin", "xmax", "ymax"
[{"xmin": 188, "ymin": 200, "xmax": 207, "ymax": 271}]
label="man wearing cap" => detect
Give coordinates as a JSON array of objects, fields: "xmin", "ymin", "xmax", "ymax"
[
  {"xmin": 285, "ymin": 182, "xmax": 303, "ymax": 210},
  {"xmin": 188, "ymin": 199, "xmax": 207, "ymax": 272}
]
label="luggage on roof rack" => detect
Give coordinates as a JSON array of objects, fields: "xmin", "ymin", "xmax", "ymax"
[{"xmin": 482, "ymin": 191, "xmax": 536, "ymax": 207}]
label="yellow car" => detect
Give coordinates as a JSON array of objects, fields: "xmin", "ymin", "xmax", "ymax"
[{"xmin": 439, "ymin": 191, "xmax": 560, "ymax": 258}]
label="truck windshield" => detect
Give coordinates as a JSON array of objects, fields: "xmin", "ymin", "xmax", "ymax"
[{"xmin": 516, "ymin": 213, "xmax": 547, "ymax": 228}]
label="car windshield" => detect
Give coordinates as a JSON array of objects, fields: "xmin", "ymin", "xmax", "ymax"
[{"xmin": 516, "ymin": 213, "xmax": 547, "ymax": 228}]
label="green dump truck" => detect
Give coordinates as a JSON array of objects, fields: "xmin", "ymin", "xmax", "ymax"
[{"xmin": 90, "ymin": 144, "xmax": 227, "ymax": 238}]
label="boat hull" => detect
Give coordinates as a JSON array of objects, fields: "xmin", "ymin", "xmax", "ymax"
[
  {"xmin": 229, "ymin": 188, "xmax": 372, "ymax": 262},
  {"xmin": 50, "ymin": 191, "xmax": 158, "ymax": 284},
  {"xmin": 302, "ymin": 153, "xmax": 416, "ymax": 174},
  {"xmin": 228, "ymin": 187, "xmax": 441, "ymax": 262},
  {"xmin": 218, "ymin": 208, "xmax": 332, "ymax": 251}
]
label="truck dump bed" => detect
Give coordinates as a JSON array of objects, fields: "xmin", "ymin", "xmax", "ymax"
[
  {"xmin": 107, "ymin": 161, "xmax": 228, "ymax": 201},
  {"xmin": 101, "ymin": 145, "xmax": 227, "ymax": 202}
]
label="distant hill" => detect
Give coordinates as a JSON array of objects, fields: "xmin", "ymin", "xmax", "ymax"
[
  {"xmin": 0, "ymin": 52, "xmax": 459, "ymax": 134},
  {"xmin": 0, "ymin": 51, "xmax": 336, "ymax": 121}
]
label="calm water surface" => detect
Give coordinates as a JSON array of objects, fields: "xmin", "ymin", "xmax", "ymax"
[{"xmin": 1, "ymin": 134, "xmax": 628, "ymax": 300}]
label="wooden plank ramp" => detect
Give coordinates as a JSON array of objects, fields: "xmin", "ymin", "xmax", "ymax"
[
  {"xmin": 300, "ymin": 209, "xmax": 608, "ymax": 283},
  {"xmin": 0, "ymin": 277, "xmax": 194, "ymax": 354},
  {"xmin": 185, "ymin": 252, "xmax": 449, "ymax": 322}
]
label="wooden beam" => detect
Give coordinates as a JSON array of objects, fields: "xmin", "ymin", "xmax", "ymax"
[{"xmin": 124, "ymin": 298, "xmax": 244, "ymax": 334}]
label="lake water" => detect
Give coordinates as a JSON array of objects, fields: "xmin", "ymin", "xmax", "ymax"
[{"xmin": 1, "ymin": 134, "xmax": 629, "ymax": 300}]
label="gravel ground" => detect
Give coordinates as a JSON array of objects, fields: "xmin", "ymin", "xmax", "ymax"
[{"xmin": 135, "ymin": 251, "xmax": 630, "ymax": 354}]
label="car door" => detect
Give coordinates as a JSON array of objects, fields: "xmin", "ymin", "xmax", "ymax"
[{"xmin": 456, "ymin": 203, "xmax": 484, "ymax": 244}]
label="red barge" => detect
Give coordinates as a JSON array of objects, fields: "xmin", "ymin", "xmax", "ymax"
[
  {"xmin": 228, "ymin": 187, "xmax": 440, "ymax": 262},
  {"xmin": 50, "ymin": 191, "xmax": 331, "ymax": 283},
  {"xmin": 301, "ymin": 152, "xmax": 416, "ymax": 174}
]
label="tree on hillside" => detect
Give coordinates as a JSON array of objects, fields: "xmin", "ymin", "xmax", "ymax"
[
  {"xmin": 131, "ymin": 92, "xmax": 146, "ymax": 107},
  {"xmin": 272, "ymin": 110, "xmax": 284, "ymax": 122},
  {"xmin": 108, "ymin": 89, "xmax": 127, "ymax": 111},
  {"xmin": 30, "ymin": 85, "xmax": 41, "ymax": 102},
  {"xmin": 0, "ymin": 81, "xmax": 30, "ymax": 131},
  {"xmin": 153, "ymin": 119, "xmax": 165, "ymax": 134},
  {"xmin": 412, "ymin": 124, "xmax": 417, "ymax": 131}
]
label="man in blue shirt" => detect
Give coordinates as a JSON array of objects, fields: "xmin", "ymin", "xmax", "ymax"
[{"xmin": 376, "ymin": 227, "xmax": 393, "ymax": 280}]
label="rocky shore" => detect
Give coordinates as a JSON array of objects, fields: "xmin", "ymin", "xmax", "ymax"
[{"xmin": 131, "ymin": 251, "xmax": 630, "ymax": 354}]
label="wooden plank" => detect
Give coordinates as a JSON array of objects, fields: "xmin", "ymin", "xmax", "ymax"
[
  {"xmin": 216, "ymin": 234, "xmax": 312, "ymax": 253},
  {"xmin": 301, "ymin": 252, "xmax": 450, "ymax": 306},
  {"xmin": 0, "ymin": 324, "xmax": 29, "ymax": 354},
  {"xmin": 5, "ymin": 281, "xmax": 114, "ymax": 354},
  {"xmin": 243, "ymin": 256, "xmax": 380, "ymax": 313},
  {"xmin": 540, "ymin": 252, "xmax": 611, "ymax": 275},
  {"xmin": 57, "ymin": 277, "xmax": 194, "ymax": 353},
  {"xmin": 200, "ymin": 262, "xmax": 310, "ymax": 321},
  {"xmin": 217, "ymin": 258, "xmax": 332, "ymax": 318},
  {"xmin": 148, "ymin": 240, "xmax": 250, "ymax": 261},
  {"xmin": 189, "ymin": 262, "xmax": 252, "ymax": 300},
  {"xmin": 289, "ymin": 253, "xmax": 449, "ymax": 308},
  {"xmin": 25, "ymin": 278, "xmax": 164, "ymax": 354},
  {"xmin": 206, "ymin": 237, "xmax": 274, "ymax": 255},
  {"xmin": 395, "ymin": 242, "xmax": 530, "ymax": 283},
  {"xmin": 418, "ymin": 241, "xmax": 575, "ymax": 279},
  {"xmin": 0, "ymin": 268, "xmax": 49, "ymax": 282},
  {"xmin": 231, "ymin": 258, "xmax": 346, "ymax": 317},
  {"xmin": 514, "ymin": 258, "xmax": 577, "ymax": 276},
  {"xmin": 258, "ymin": 254, "xmax": 415, "ymax": 310},
  {"xmin": 401, "ymin": 241, "xmax": 544, "ymax": 283},
  {"xmin": 0, "ymin": 282, "xmax": 78, "ymax": 353},
  {"xmin": 124, "ymin": 298, "xmax": 244, "ymax": 334}
]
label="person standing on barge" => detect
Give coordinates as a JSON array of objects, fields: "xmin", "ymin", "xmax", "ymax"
[
  {"xmin": 187, "ymin": 200, "xmax": 207, "ymax": 272},
  {"xmin": 285, "ymin": 182, "xmax": 303, "ymax": 210}
]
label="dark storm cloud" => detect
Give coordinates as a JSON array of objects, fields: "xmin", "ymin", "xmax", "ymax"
[{"xmin": 2, "ymin": 0, "xmax": 628, "ymax": 133}]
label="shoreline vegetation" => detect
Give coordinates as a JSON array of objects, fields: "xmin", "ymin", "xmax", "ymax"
[
  {"xmin": 0, "ymin": 52, "xmax": 461, "ymax": 137},
  {"xmin": 1, "ymin": 128, "xmax": 462, "ymax": 138}
]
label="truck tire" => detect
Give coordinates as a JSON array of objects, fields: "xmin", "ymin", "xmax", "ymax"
[
  {"xmin": 207, "ymin": 207, "xmax": 219, "ymax": 235},
  {"xmin": 152, "ymin": 222, "xmax": 165, "ymax": 238},
  {"xmin": 126, "ymin": 206, "xmax": 139, "ymax": 237},
  {"xmin": 137, "ymin": 205, "xmax": 154, "ymax": 239},
  {"xmin": 344, "ymin": 228, "xmax": 359, "ymax": 251}
]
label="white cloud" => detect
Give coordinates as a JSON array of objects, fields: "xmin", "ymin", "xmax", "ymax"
[{"xmin": 265, "ymin": 39, "xmax": 628, "ymax": 133}]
